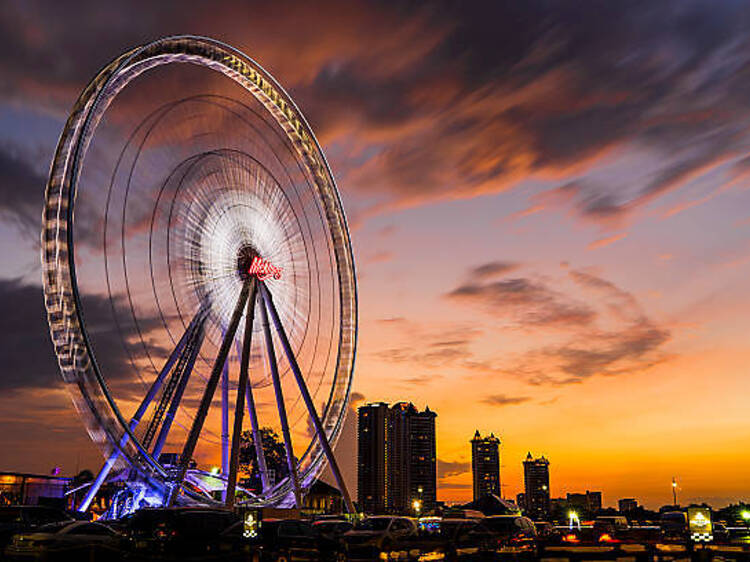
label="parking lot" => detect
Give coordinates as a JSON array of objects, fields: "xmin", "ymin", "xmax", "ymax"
[{"xmin": 3, "ymin": 506, "xmax": 750, "ymax": 561}]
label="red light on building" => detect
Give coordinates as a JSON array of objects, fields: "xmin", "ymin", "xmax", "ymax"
[{"xmin": 248, "ymin": 256, "xmax": 282, "ymax": 280}]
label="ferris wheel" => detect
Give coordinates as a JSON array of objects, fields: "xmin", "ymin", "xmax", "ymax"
[{"xmin": 42, "ymin": 36, "xmax": 356, "ymax": 514}]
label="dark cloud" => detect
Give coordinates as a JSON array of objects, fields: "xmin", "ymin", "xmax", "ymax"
[
  {"xmin": 437, "ymin": 459, "xmax": 470, "ymax": 479},
  {"xmin": 447, "ymin": 266, "xmax": 672, "ymax": 385},
  {"xmin": 0, "ymin": 279, "xmax": 164, "ymax": 395},
  {"xmin": 481, "ymin": 394, "xmax": 532, "ymax": 407},
  {"xmin": 447, "ymin": 277, "xmax": 596, "ymax": 328},
  {"xmin": 1, "ymin": 0, "xmax": 750, "ymax": 230},
  {"xmin": 543, "ymin": 319, "xmax": 671, "ymax": 382},
  {"xmin": 0, "ymin": 146, "xmax": 47, "ymax": 236}
]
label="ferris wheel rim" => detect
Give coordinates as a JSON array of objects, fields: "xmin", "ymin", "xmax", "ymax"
[{"xmin": 42, "ymin": 35, "xmax": 358, "ymax": 505}]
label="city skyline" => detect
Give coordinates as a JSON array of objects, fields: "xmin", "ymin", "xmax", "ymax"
[{"xmin": 1, "ymin": 1, "xmax": 750, "ymax": 511}]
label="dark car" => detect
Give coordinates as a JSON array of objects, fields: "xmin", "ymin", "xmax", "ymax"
[
  {"xmin": 4, "ymin": 520, "xmax": 121, "ymax": 561},
  {"xmin": 122, "ymin": 507, "xmax": 239, "ymax": 559},
  {"xmin": 533, "ymin": 521, "xmax": 561, "ymax": 546},
  {"xmin": 313, "ymin": 520, "xmax": 353, "ymax": 561},
  {"xmin": 434, "ymin": 518, "xmax": 496, "ymax": 561},
  {"xmin": 660, "ymin": 511, "xmax": 687, "ymax": 541},
  {"xmin": 0, "ymin": 506, "xmax": 74, "ymax": 550},
  {"xmin": 480, "ymin": 515, "xmax": 538, "ymax": 558},
  {"xmin": 313, "ymin": 519, "xmax": 353, "ymax": 540},
  {"xmin": 713, "ymin": 522, "xmax": 730, "ymax": 543},
  {"xmin": 593, "ymin": 516, "xmax": 628, "ymax": 542},
  {"xmin": 248, "ymin": 519, "xmax": 322, "ymax": 562},
  {"xmin": 343, "ymin": 516, "xmax": 418, "ymax": 560}
]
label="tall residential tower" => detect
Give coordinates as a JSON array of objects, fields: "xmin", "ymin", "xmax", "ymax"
[
  {"xmin": 522, "ymin": 452, "xmax": 550, "ymax": 519},
  {"xmin": 357, "ymin": 402, "xmax": 437, "ymax": 513},
  {"xmin": 471, "ymin": 431, "xmax": 500, "ymax": 501}
]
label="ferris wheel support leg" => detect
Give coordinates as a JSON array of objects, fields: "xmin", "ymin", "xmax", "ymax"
[
  {"xmin": 260, "ymin": 282, "xmax": 356, "ymax": 514},
  {"xmin": 152, "ymin": 321, "xmax": 206, "ymax": 460},
  {"xmin": 221, "ymin": 342, "xmax": 230, "ymax": 479},
  {"xmin": 259, "ymin": 288, "xmax": 302, "ymax": 508},
  {"xmin": 226, "ymin": 279, "xmax": 257, "ymax": 507},
  {"xmin": 77, "ymin": 308, "xmax": 206, "ymax": 512},
  {"xmin": 242, "ymin": 292, "xmax": 271, "ymax": 493},
  {"xmin": 168, "ymin": 283, "xmax": 250, "ymax": 506},
  {"xmin": 246, "ymin": 384, "xmax": 271, "ymax": 493}
]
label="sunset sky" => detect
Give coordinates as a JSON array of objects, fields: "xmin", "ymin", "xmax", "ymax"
[{"xmin": 2, "ymin": 0, "xmax": 750, "ymax": 510}]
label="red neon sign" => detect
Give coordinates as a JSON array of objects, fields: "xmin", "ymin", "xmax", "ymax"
[{"xmin": 248, "ymin": 256, "xmax": 282, "ymax": 280}]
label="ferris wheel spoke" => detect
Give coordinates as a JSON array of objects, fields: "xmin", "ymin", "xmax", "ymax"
[
  {"xmin": 259, "ymin": 288, "xmax": 301, "ymax": 508},
  {"xmin": 168, "ymin": 282, "xmax": 250, "ymax": 506},
  {"xmin": 78, "ymin": 305, "xmax": 209, "ymax": 512},
  {"xmin": 259, "ymin": 282, "xmax": 355, "ymax": 513},
  {"xmin": 225, "ymin": 278, "xmax": 257, "ymax": 507}
]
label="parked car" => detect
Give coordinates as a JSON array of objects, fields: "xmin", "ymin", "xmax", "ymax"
[
  {"xmin": 343, "ymin": 516, "xmax": 418, "ymax": 560},
  {"xmin": 479, "ymin": 515, "xmax": 538, "ymax": 558},
  {"xmin": 313, "ymin": 519, "xmax": 353, "ymax": 561},
  {"xmin": 593, "ymin": 516, "xmax": 628, "ymax": 541},
  {"xmin": 660, "ymin": 511, "xmax": 687, "ymax": 540},
  {"xmin": 0, "ymin": 506, "xmax": 74, "ymax": 550},
  {"xmin": 122, "ymin": 507, "xmax": 239, "ymax": 559},
  {"xmin": 4, "ymin": 520, "xmax": 121, "ymax": 561},
  {"xmin": 713, "ymin": 522, "xmax": 730, "ymax": 543},
  {"xmin": 250, "ymin": 519, "xmax": 322, "ymax": 562},
  {"xmin": 313, "ymin": 519, "xmax": 353, "ymax": 540},
  {"xmin": 436, "ymin": 518, "xmax": 496, "ymax": 561},
  {"xmin": 533, "ymin": 521, "xmax": 561, "ymax": 546}
]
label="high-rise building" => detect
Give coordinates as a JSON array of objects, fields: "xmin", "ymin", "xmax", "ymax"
[
  {"xmin": 357, "ymin": 402, "xmax": 389, "ymax": 513},
  {"xmin": 357, "ymin": 401, "xmax": 437, "ymax": 514},
  {"xmin": 471, "ymin": 431, "xmax": 500, "ymax": 501},
  {"xmin": 618, "ymin": 498, "xmax": 638, "ymax": 513},
  {"xmin": 523, "ymin": 452, "xmax": 550, "ymax": 520},
  {"xmin": 405, "ymin": 405, "xmax": 437, "ymax": 513},
  {"xmin": 567, "ymin": 490, "xmax": 602, "ymax": 514},
  {"xmin": 587, "ymin": 491, "xmax": 602, "ymax": 513}
]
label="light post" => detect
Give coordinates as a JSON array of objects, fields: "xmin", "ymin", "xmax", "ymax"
[
  {"xmin": 672, "ymin": 477, "xmax": 678, "ymax": 506},
  {"xmin": 568, "ymin": 510, "xmax": 580, "ymax": 531},
  {"xmin": 741, "ymin": 509, "xmax": 750, "ymax": 528},
  {"xmin": 412, "ymin": 499, "xmax": 422, "ymax": 516}
]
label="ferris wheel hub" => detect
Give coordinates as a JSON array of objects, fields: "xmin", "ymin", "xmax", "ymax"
[{"xmin": 236, "ymin": 244, "xmax": 259, "ymax": 281}]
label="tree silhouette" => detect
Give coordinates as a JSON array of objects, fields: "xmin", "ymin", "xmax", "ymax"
[{"xmin": 238, "ymin": 427, "xmax": 289, "ymax": 492}]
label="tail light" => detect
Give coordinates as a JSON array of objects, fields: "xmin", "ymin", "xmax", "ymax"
[
  {"xmin": 155, "ymin": 526, "xmax": 178, "ymax": 540},
  {"xmin": 563, "ymin": 533, "xmax": 579, "ymax": 543}
]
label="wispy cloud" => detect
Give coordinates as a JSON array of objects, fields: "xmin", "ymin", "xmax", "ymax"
[
  {"xmin": 481, "ymin": 394, "xmax": 532, "ymax": 407},
  {"xmin": 587, "ymin": 232, "xmax": 627, "ymax": 251}
]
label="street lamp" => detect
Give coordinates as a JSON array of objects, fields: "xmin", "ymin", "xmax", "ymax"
[
  {"xmin": 412, "ymin": 499, "xmax": 422, "ymax": 516},
  {"xmin": 568, "ymin": 510, "xmax": 580, "ymax": 531},
  {"xmin": 671, "ymin": 477, "xmax": 678, "ymax": 506},
  {"xmin": 741, "ymin": 510, "xmax": 750, "ymax": 527}
]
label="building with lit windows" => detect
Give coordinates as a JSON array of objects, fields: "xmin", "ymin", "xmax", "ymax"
[
  {"xmin": 357, "ymin": 402, "xmax": 437, "ymax": 514},
  {"xmin": 471, "ymin": 431, "xmax": 500, "ymax": 501},
  {"xmin": 357, "ymin": 402, "xmax": 389, "ymax": 513},
  {"xmin": 522, "ymin": 453, "xmax": 550, "ymax": 519}
]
